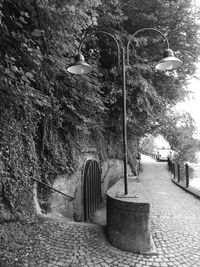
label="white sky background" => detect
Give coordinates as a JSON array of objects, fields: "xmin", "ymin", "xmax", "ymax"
[
  {"xmin": 176, "ymin": 77, "xmax": 200, "ymax": 132},
  {"xmin": 154, "ymin": 135, "xmax": 171, "ymax": 148}
]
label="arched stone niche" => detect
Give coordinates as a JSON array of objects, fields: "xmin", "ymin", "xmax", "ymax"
[
  {"xmin": 33, "ymin": 150, "xmax": 98, "ymax": 221},
  {"xmin": 33, "ymin": 148, "xmax": 133, "ymax": 221}
]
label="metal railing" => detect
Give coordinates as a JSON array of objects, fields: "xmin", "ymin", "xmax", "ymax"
[
  {"xmin": 167, "ymin": 159, "xmax": 190, "ymax": 188},
  {"xmin": 31, "ymin": 177, "xmax": 75, "ymax": 200},
  {"xmin": 141, "ymin": 151, "xmax": 159, "ymax": 160},
  {"xmin": 142, "ymin": 151, "xmax": 200, "ymax": 199},
  {"xmin": 142, "ymin": 151, "xmax": 198, "ymax": 190}
]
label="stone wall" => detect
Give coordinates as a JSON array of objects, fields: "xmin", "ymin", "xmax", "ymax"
[{"xmin": 33, "ymin": 149, "xmax": 133, "ymax": 221}]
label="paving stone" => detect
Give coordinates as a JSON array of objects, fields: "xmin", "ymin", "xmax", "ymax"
[{"xmin": 13, "ymin": 155, "xmax": 200, "ymax": 267}]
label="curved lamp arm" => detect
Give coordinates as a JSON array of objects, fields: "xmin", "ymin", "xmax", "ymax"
[
  {"xmin": 78, "ymin": 30, "xmax": 121, "ymax": 66},
  {"xmin": 127, "ymin": 27, "xmax": 170, "ymax": 65},
  {"xmin": 67, "ymin": 27, "xmax": 182, "ymax": 195}
]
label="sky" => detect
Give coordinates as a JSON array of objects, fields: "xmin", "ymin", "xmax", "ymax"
[
  {"xmin": 154, "ymin": 135, "xmax": 171, "ymax": 149},
  {"xmin": 176, "ymin": 77, "xmax": 200, "ymax": 131},
  {"xmin": 194, "ymin": 0, "xmax": 200, "ymax": 7}
]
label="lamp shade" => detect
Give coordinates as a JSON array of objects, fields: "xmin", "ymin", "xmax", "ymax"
[
  {"xmin": 67, "ymin": 53, "xmax": 92, "ymax": 74},
  {"xmin": 155, "ymin": 49, "xmax": 182, "ymax": 71}
]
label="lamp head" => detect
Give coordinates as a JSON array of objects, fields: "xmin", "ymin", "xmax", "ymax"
[
  {"xmin": 67, "ymin": 53, "xmax": 93, "ymax": 74},
  {"xmin": 155, "ymin": 49, "xmax": 182, "ymax": 71}
]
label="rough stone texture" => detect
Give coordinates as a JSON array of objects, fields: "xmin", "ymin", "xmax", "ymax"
[
  {"xmin": 35, "ymin": 156, "xmax": 132, "ymax": 221},
  {"xmin": 22, "ymin": 154, "xmax": 200, "ymax": 266},
  {"xmin": 49, "ymin": 153, "xmax": 96, "ymax": 220},
  {"xmin": 101, "ymin": 159, "xmax": 132, "ymax": 197},
  {"xmin": 33, "ymin": 182, "xmax": 44, "ymax": 216}
]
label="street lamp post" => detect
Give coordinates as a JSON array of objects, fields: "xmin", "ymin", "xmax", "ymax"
[{"xmin": 67, "ymin": 28, "xmax": 182, "ymax": 195}]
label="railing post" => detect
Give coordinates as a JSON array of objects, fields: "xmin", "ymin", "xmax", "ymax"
[
  {"xmin": 177, "ymin": 163, "xmax": 180, "ymax": 183},
  {"xmin": 185, "ymin": 163, "xmax": 189, "ymax": 188},
  {"xmin": 167, "ymin": 157, "xmax": 170, "ymax": 171},
  {"xmin": 173, "ymin": 163, "xmax": 176, "ymax": 179}
]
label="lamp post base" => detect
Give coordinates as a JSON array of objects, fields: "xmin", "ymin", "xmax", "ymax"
[{"xmin": 106, "ymin": 179, "xmax": 156, "ymax": 254}]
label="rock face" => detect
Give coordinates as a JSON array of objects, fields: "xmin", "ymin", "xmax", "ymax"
[{"xmin": 33, "ymin": 148, "xmax": 132, "ymax": 222}]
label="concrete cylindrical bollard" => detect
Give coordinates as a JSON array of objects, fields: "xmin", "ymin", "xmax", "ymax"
[{"xmin": 106, "ymin": 179, "xmax": 155, "ymax": 254}]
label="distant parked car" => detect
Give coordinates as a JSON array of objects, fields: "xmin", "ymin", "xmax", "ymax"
[{"xmin": 156, "ymin": 149, "xmax": 172, "ymax": 162}]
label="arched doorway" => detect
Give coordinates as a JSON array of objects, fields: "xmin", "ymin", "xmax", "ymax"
[{"xmin": 83, "ymin": 159, "xmax": 102, "ymax": 221}]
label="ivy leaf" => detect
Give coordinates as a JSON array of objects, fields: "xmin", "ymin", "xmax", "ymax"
[
  {"xmin": 76, "ymin": 125, "xmax": 90, "ymax": 135},
  {"xmin": 11, "ymin": 66, "xmax": 18, "ymax": 72},
  {"xmin": 5, "ymin": 68, "xmax": 11, "ymax": 75},
  {"xmin": 19, "ymin": 16, "xmax": 27, "ymax": 24},
  {"xmin": 20, "ymin": 11, "xmax": 30, "ymax": 18},
  {"xmin": 34, "ymin": 48, "xmax": 42, "ymax": 58},
  {"xmin": 137, "ymin": 97, "xmax": 144, "ymax": 105},
  {"xmin": 31, "ymin": 29, "xmax": 42, "ymax": 37},
  {"xmin": 10, "ymin": 57, "xmax": 16, "ymax": 62},
  {"xmin": 68, "ymin": 5, "xmax": 75, "ymax": 14},
  {"xmin": 24, "ymin": 83, "xmax": 35, "ymax": 91},
  {"xmin": 25, "ymin": 72, "xmax": 34, "ymax": 79},
  {"xmin": 15, "ymin": 21, "xmax": 23, "ymax": 28},
  {"xmin": 21, "ymin": 75, "xmax": 29, "ymax": 83}
]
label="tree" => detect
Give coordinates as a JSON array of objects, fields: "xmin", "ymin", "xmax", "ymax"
[
  {"xmin": 91, "ymin": 0, "xmax": 200, "ymax": 165},
  {"xmin": 159, "ymin": 112, "xmax": 200, "ymax": 162},
  {"xmin": 139, "ymin": 135, "xmax": 157, "ymax": 153}
]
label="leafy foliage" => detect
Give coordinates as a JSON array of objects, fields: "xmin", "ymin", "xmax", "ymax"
[
  {"xmin": 0, "ymin": 0, "xmax": 105, "ymax": 220},
  {"xmin": 160, "ymin": 112, "xmax": 200, "ymax": 163},
  {"xmin": 95, "ymin": 0, "xmax": 200, "ymax": 165}
]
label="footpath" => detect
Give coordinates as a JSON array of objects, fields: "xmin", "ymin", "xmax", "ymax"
[{"xmin": 16, "ymin": 155, "xmax": 200, "ymax": 266}]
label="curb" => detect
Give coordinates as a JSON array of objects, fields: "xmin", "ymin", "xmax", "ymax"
[{"xmin": 171, "ymin": 177, "xmax": 200, "ymax": 199}]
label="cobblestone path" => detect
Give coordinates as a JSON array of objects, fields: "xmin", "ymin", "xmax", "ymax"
[{"xmin": 22, "ymin": 155, "xmax": 200, "ymax": 267}]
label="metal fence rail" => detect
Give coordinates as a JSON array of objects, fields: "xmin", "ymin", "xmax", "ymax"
[
  {"xmin": 142, "ymin": 151, "xmax": 200, "ymax": 199},
  {"xmin": 31, "ymin": 177, "xmax": 75, "ymax": 200},
  {"xmin": 167, "ymin": 159, "xmax": 190, "ymax": 188},
  {"xmin": 142, "ymin": 151, "xmax": 200, "ymax": 191}
]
